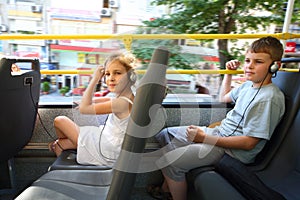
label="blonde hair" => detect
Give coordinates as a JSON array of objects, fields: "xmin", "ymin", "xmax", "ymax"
[{"xmin": 104, "ymin": 51, "xmax": 136, "ymax": 71}]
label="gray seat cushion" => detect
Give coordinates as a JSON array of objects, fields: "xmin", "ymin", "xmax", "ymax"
[
  {"xmin": 194, "ymin": 171, "xmax": 246, "ymax": 200},
  {"xmin": 48, "ymin": 150, "xmax": 112, "ymax": 171},
  {"xmin": 15, "ymin": 169, "xmax": 113, "ymax": 200}
]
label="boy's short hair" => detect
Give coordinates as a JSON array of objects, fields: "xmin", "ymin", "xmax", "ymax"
[{"xmin": 247, "ymin": 36, "xmax": 284, "ymax": 61}]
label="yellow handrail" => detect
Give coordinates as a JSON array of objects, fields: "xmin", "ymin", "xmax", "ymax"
[
  {"xmin": 41, "ymin": 69, "xmax": 245, "ymax": 75},
  {"xmin": 2, "ymin": 33, "xmax": 299, "ymax": 75},
  {"xmin": 40, "ymin": 68, "xmax": 299, "ymax": 75},
  {"xmin": 0, "ymin": 33, "xmax": 300, "ymax": 40}
]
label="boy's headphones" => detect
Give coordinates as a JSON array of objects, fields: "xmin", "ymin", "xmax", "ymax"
[{"xmin": 269, "ymin": 62, "xmax": 280, "ymax": 74}]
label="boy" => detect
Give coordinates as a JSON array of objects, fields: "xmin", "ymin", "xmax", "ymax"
[{"xmin": 150, "ymin": 36, "xmax": 285, "ymax": 200}]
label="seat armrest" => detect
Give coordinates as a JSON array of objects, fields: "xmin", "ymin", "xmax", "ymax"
[{"xmin": 194, "ymin": 171, "xmax": 246, "ymax": 200}]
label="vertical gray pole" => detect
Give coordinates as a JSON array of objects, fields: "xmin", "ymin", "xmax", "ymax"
[{"xmin": 106, "ymin": 47, "xmax": 170, "ymax": 200}]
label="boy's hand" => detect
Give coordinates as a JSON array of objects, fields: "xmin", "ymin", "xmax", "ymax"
[
  {"xmin": 226, "ymin": 60, "xmax": 240, "ymax": 70},
  {"xmin": 186, "ymin": 125, "xmax": 205, "ymax": 143}
]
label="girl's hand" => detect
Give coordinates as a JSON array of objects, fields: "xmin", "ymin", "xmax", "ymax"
[
  {"xmin": 226, "ymin": 60, "xmax": 240, "ymax": 70},
  {"xmin": 92, "ymin": 66, "xmax": 105, "ymax": 82},
  {"xmin": 186, "ymin": 125, "xmax": 205, "ymax": 143}
]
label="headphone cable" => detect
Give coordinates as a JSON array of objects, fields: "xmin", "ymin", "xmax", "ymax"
[
  {"xmin": 227, "ymin": 71, "xmax": 269, "ymax": 137},
  {"xmin": 29, "ymin": 82, "xmax": 65, "ymax": 151}
]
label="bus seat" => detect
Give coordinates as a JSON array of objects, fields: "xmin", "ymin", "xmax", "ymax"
[
  {"xmin": 15, "ymin": 169, "xmax": 112, "ymax": 200},
  {"xmin": 250, "ymin": 70, "xmax": 300, "ymax": 170},
  {"xmin": 0, "ymin": 58, "xmax": 40, "ymax": 195},
  {"xmin": 192, "ymin": 71, "xmax": 300, "ymax": 199},
  {"xmin": 15, "ymin": 46, "xmax": 170, "ymax": 200},
  {"xmin": 48, "ymin": 150, "xmax": 112, "ymax": 171},
  {"xmin": 194, "ymin": 100, "xmax": 300, "ymax": 200}
]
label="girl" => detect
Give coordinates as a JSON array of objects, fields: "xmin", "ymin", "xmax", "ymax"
[{"xmin": 49, "ymin": 51, "xmax": 137, "ymax": 166}]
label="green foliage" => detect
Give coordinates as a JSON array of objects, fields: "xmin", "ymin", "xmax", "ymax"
[
  {"xmin": 149, "ymin": 0, "xmax": 299, "ymax": 33},
  {"xmin": 124, "ymin": 27, "xmax": 197, "ymax": 69},
  {"xmin": 42, "ymin": 81, "xmax": 51, "ymax": 92},
  {"xmin": 59, "ymin": 86, "xmax": 70, "ymax": 95},
  {"xmin": 142, "ymin": 0, "xmax": 300, "ymax": 68}
]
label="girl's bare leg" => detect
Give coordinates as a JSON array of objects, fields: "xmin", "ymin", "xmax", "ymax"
[{"xmin": 52, "ymin": 116, "xmax": 80, "ymax": 156}]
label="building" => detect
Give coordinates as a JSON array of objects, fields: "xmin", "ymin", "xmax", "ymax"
[
  {"xmin": 46, "ymin": 0, "xmax": 167, "ymax": 90},
  {"xmin": 0, "ymin": 0, "xmax": 45, "ymax": 59},
  {"xmin": 0, "ymin": 0, "xmax": 168, "ymax": 91}
]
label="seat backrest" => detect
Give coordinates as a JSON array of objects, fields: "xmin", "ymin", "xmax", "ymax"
[
  {"xmin": 250, "ymin": 71, "xmax": 300, "ymax": 170},
  {"xmin": 257, "ymin": 99, "xmax": 300, "ymax": 199},
  {"xmin": 0, "ymin": 58, "xmax": 40, "ymax": 162}
]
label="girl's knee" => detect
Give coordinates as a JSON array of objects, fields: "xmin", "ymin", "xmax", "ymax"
[{"xmin": 54, "ymin": 116, "xmax": 69, "ymax": 127}]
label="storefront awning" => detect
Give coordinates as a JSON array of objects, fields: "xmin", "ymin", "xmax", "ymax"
[{"xmin": 50, "ymin": 44, "xmax": 117, "ymax": 54}]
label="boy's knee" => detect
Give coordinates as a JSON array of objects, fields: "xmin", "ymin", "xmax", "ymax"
[
  {"xmin": 156, "ymin": 128, "xmax": 168, "ymax": 139},
  {"xmin": 156, "ymin": 128, "xmax": 172, "ymax": 146}
]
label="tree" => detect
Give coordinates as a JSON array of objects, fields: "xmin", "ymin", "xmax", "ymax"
[
  {"xmin": 143, "ymin": 0, "xmax": 300, "ymax": 68},
  {"xmin": 130, "ymin": 27, "xmax": 196, "ymax": 70}
]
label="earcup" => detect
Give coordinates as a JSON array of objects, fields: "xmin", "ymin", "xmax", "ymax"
[
  {"xmin": 128, "ymin": 69, "xmax": 137, "ymax": 85},
  {"xmin": 269, "ymin": 62, "xmax": 280, "ymax": 74}
]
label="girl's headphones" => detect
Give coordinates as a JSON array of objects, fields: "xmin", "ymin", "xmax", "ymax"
[
  {"xmin": 127, "ymin": 69, "xmax": 137, "ymax": 85},
  {"xmin": 103, "ymin": 69, "xmax": 137, "ymax": 85},
  {"xmin": 269, "ymin": 62, "xmax": 280, "ymax": 74}
]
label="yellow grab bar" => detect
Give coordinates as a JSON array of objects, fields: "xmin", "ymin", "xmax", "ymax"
[
  {"xmin": 1, "ymin": 33, "xmax": 300, "ymax": 40},
  {"xmin": 40, "ymin": 68, "xmax": 299, "ymax": 75},
  {"xmin": 2, "ymin": 33, "xmax": 299, "ymax": 51},
  {"xmin": 41, "ymin": 69, "xmax": 244, "ymax": 75}
]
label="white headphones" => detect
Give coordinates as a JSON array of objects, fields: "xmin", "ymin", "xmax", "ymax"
[
  {"xmin": 269, "ymin": 62, "xmax": 280, "ymax": 74},
  {"xmin": 127, "ymin": 69, "xmax": 137, "ymax": 85}
]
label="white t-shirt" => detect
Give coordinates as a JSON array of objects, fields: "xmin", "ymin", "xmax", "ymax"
[{"xmin": 217, "ymin": 81, "xmax": 285, "ymax": 163}]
